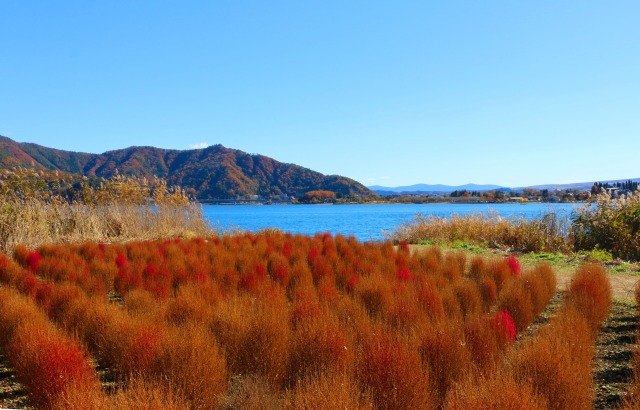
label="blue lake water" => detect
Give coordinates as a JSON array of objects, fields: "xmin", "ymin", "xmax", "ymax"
[{"xmin": 202, "ymin": 203, "xmax": 581, "ymax": 242}]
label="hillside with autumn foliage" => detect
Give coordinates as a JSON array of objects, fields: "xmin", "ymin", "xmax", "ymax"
[{"xmin": 0, "ymin": 136, "xmax": 374, "ymax": 200}]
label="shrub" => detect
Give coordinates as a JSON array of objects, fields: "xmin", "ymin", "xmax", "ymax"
[
  {"xmin": 0, "ymin": 288, "xmax": 100, "ymax": 409},
  {"xmin": 123, "ymin": 288, "xmax": 163, "ymax": 320},
  {"xmin": 26, "ymin": 250, "xmax": 42, "ymax": 272},
  {"xmin": 154, "ymin": 324, "xmax": 228, "ymax": 409},
  {"xmin": 478, "ymin": 274, "xmax": 498, "ymax": 311},
  {"xmin": 390, "ymin": 209, "xmax": 572, "ymax": 253},
  {"xmin": 357, "ymin": 332, "xmax": 433, "ymax": 409},
  {"xmin": 211, "ymin": 291, "xmax": 290, "ymax": 388},
  {"xmin": 462, "ymin": 313, "xmax": 512, "ymax": 376},
  {"xmin": 572, "ymin": 191, "xmax": 640, "ymax": 261},
  {"xmin": 443, "ymin": 372, "xmax": 548, "ymax": 410},
  {"xmin": 9, "ymin": 326, "xmax": 100, "ymax": 409},
  {"xmin": 419, "ymin": 321, "xmax": 471, "ymax": 405},
  {"xmin": 505, "ymin": 255, "xmax": 521, "ymax": 276},
  {"xmin": 285, "ymin": 372, "xmax": 373, "ymax": 410},
  {"xmin": 493, "ymin": 309, "xmax": 516, "ymax": 344},
  {"xmin": 566, "ymin": 263, "xmax": 612, "ymax": 334},
  {"xmin": 509, "ymin": 305, "xmax": 594, "ymax": 410},
  {"xmin": 452, "ymin": 279, "xmax": 483, "ymax": 318},
  {"xmin": 416, "ymin": 280, "xmax": 445, "ymax": 321},
  {"xmin": 288, "ymin": 313, "xmax": 354, "ymax": 384},
  {"xmin": 498, "ymin": 281, "xmax": 534, "ymax": 332},
  {"xmin": 356, "ymin": 274, "xmax": 393, "ymax": 319},
  {"xmin": 165, "ymin": 285, "xmax": 212, "ymax": 325},
  {"xmin": 217, "ymin": 375, "xmax": 283, "ymax": 410},
  {"xmin": 58, "ymin": 375, "xmax": 189, "ymax": 410},
  {"xmin": 0, "ymin": 287, "xmax": 49, "ymax": 347}
]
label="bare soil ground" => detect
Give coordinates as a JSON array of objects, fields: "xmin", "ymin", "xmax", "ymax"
[
  {"xmin": 593, "ymin": 301, "xmax": 638, "ymax": 409},
  {"xmin": 0, "ymin": 353, "xmax": 29, "ymax": 409}
]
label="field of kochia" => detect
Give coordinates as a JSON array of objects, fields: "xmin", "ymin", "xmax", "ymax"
[{"xmin": 0, "ymin": 231, "xmax": 613, "ymax": 409}]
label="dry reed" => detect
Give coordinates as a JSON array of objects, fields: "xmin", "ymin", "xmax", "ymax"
[
  {"xmin": 389, "ymin": 209, "xmax": 572, "ymax": 253},
  {"xmin": 0, "ymin": 170, "xmax": 211, "ymax": 255}
]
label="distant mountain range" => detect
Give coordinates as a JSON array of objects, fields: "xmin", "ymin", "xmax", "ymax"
[
  {"xmin": 0, "ymin": 135, "xmax": 375, "ymax": 200},
  {"xmin": 368, "ymin": 183, "xmax": 506, "ymax": 196},
  {"xmin": 370, "ymin": 179, "xmax": 640, "ymax": 196}
]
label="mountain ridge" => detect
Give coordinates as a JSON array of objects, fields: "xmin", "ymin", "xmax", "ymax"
[{"xmin": 0, "ymin": 136, "xmax": 375, "ymax": 200}]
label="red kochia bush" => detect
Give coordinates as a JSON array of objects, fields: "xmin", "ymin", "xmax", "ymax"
[
  {"xmin": 345, "ymin": 274, "xmax": 360, "ymax": 293},
  {"xmin": 505, "ymin": 255, "xmax": 521, "ymax": 276},
  {"xmin": 10, "ymin": 323, "xmax": 99, "ymax": 409},
  {"xmin": 26, "ymin": 251, "xmax": 42, "ymax": 272},
  {"xmin": 115, "ymin": 253, "xmax": 127, "ymax": 269},
  {"xmin": 493, "ymin": 309, "xmax": 516, "ymax": 344},
  {"xmin": 396, "ymin": 266, "xmax": 412, "ymax": 281}
]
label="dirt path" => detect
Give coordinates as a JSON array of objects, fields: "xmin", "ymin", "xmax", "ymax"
[
  {"xmin": 0, "ymin": 354, "xmax": 29, "ymax": 409},
  {"xmin": 593, "ymin": 301, "xmax": 638, "ymax": 409}
]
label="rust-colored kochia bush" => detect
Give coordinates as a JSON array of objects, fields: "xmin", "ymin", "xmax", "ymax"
[
  {"xmin": 510, "ymin": 306, "xmax": 595, "ymax": 410},
  {"xmin": 210, "ymin": 289, "xmax": 291, "ymax": 388},
  {"xmin": 498, "ymin": 266, "xmax": 556, "ymax": 333},
  {"xmin": 0, "ymin": 288, "xmax": 100, "ymax": 409},
  {"xmin": 420, "ymin": 321, "xmax": 472, "ymax": 405},
  {"xmin": 443, "ymin": 372, "xmax": 548, "ymax": 410},
  {"xmin": 10, "ymin": 325, "xmax": 100, "ymax": 409},
  {"xmin": 288, "ymin": 311, "xmax": 353, "ymax": 382},
  {"xmin": 566, "ymin": 263, "xmax": 612, "ymax": 334},
  {"xmin": 154, "ymin": 324, "xmax": 228, "ymax": 409},
  {"xmin": 285, "ymin": 372, "xmax": 373, "ymax": 410},
  {"xmin": 507, "ymin": 265, "xmax": 610, "ymax": 410},
  {"xmin": 357, "ymin": 332, "xmax": 433, "ymax": 409}
]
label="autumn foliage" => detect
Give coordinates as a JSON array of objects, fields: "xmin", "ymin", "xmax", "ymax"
[{"xmin": 0, "ymin": 231, "xmax": 614, "ymax": 408}]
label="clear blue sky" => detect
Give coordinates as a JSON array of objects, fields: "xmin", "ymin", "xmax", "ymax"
[{"xmin": 1, "ymin": 1, "xmax": 639, "ymax": 188}]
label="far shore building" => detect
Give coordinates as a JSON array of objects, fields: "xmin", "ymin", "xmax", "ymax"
[{"xmin": 605, "ymin": 187, "xmax": 620, "ymax": 196}]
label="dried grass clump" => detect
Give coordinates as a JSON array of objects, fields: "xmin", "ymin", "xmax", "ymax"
[
  {"xmin": 0, "ymin": 169, "xmax": 212, "ymax": 255},
  {"xmin": 572, "ymin": 190, "xmax": 640, "ymax": 261},
  {"xmin": 390, "ymin": 209, "xmax": 572, "ymax": 253}
]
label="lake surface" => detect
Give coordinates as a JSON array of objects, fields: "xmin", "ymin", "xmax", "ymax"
[{"xmin": 203, "ymin": 203, "xmax": 581, "ymax": 242}]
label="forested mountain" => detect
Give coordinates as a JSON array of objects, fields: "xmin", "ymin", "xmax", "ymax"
[{"xmin": 0, "ymin": 136, "xmax": 375, "ymax": 200}]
